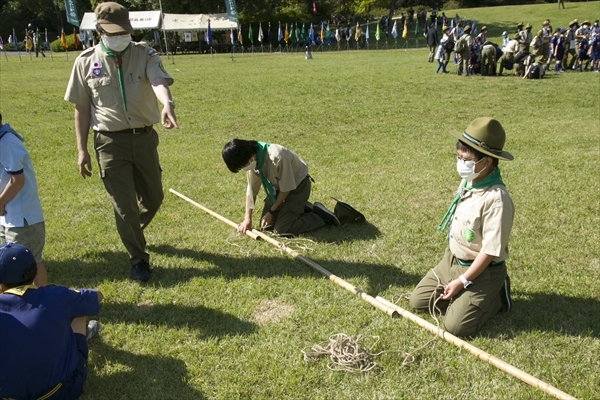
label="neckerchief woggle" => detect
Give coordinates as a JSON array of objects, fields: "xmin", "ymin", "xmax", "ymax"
[
  {"xmin": 99, "ymin": 40, "xmax": 131, "ymax": 111},
  {"xmin": 0, "ymin": 123, "xmax": 25, "ymax": 142},
  {"xmin": 437, "ymin": 167, "xmax": 505, "ymax": 233},
  {"xmin": 256, "ymin": 142, "xmax": 277, "ymax": 204}
]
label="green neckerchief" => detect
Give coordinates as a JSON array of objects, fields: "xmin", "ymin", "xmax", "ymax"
[
  {"xmin": 256, "ymin": 142, "xmax": 277, "ymax": 204},
  {"xmin": 99, "ymin": 40, "xmax": 131, "ymax": 111},
  {"xmin": 437, "ymin": 167, "xmax": 505, "ymax": 233}
]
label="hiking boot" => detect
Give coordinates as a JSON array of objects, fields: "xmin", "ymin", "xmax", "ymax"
[
  {"xmin": 499, "ymin": 275, "xmax": 512, "ymax": 312},
  {"xmin": 86, "ymin": 320, "xmax": 99, "ymax": 341},
  {"xmin": 312, "ymin": 202, "xmax": 340, "ymax": 226},
  {"xmin": 131, "ymin": 260, "xmax": 152, "ymax": 282}
]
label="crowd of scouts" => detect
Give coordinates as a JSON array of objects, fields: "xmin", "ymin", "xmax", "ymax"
[
  {"xmin": 429, "ymin": 17, "xmax": 600, "ymax": 77},
  {"xmin": 1, "ymin": 3, "xmax": 523, "ymax": 399}
]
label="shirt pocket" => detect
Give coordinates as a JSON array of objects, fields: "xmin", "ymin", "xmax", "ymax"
[
  {"xmin": 453, "ymin": 210, "xmax": 482, "ymax": 247},
  {"xmin": 87, "ymin": 76, "xmax": 118, "ymax": 108}
]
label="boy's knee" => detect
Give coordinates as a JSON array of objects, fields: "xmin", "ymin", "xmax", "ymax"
[
  {"xmin": 443, "ymin": 317, "xmax": 477, "ymax": 337},
  {"xmin": 408, "ymin": 291, "xmax": 428, "ymax": 311}
]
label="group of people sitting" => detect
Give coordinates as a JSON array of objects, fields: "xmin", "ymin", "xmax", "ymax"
[{"xmin": 429, "ymin": 18, "xmax": 600, "ymax": 78}]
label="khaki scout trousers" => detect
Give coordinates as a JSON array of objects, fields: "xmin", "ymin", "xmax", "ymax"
[
  {"xmin": 260, "ymin": 176, "xmax": 325, "ymax": 236},
  {"xmin": 481, "ymin": 45, "xmax": 496, "ymax": 76},
  {"xmin": 409, "ymin": 247, "xmax": 507, "ymax": 337},
  {"xmin": 456, "ymin": 49, "xmax": 470, "ymax": 76},
  {"xmin": 94, "ymin": 128, "xmax": 163, "ymax": 266}
]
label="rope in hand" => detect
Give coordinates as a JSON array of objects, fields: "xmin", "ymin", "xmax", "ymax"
[{"xmin": 302, "ymin": 270, "xmax": 447, "ymax": 373}]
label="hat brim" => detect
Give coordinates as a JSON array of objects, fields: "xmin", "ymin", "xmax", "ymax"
[
  {"xmin": 450, "ymin": 130, "xmax": 514, "ymax": 161},
  {"xmin": 97, "ymin": 21, "xmax": 134, "ymax": 34}
]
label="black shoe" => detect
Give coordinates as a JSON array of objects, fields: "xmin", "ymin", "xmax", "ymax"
[
  {"xmin": 312, "ymin": 202, "xmax": 340, "ymax": 226},
  {"xmin": 131, "ymin": 260, "xmax": 152, "ymax": 282},
  {"xmin": 499, "ymin": 275, "xmax": 512, "ymax": 312}
]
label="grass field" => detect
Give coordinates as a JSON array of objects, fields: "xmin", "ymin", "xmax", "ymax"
[{"xmin": 1, "ymin": 2, "xmax": 599, "ymax": 399}]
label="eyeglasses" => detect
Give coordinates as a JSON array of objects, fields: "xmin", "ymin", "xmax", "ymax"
[{"xmin": 455, "ymin": 154, "xmax": 482, "ymax": 164}]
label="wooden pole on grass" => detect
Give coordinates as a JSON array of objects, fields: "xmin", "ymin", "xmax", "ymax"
[
  {"xmin": 169, "ymin": 188, "xmax": 576, "ymax": 400},
  {"xmin": 169, "ymin": 188, "xmax": 398, "ymax": 318},
  {"xmin": 374, "ymin": 297, "xmax": 575, "ymax": 400}
]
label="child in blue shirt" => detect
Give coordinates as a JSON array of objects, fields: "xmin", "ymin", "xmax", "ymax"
[
  {"xmin": 0, "ymin": 243, "xmax": 103, "ymax": 399},
  {"xmin": 0, "ymin": 112, "xmax": 47, "ymax": 286}
]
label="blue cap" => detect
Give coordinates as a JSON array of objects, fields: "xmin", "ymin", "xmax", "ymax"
[{"xmin": 0, "ymin": 243, "xmax": 36, "ymax": 285}]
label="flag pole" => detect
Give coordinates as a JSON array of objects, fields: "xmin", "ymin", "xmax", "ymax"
[{"xmin": 157, "ymin": 0, "xmax": 172, "ymax": 64}]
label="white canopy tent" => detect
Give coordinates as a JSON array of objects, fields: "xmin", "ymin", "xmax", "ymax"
[
  {"xmin": 162, "ymin": 13, "xmax": 237, "ymax": 32},
  {"xmin": 80, "ymin": 11, "xmax": 236, "ymax": 32},
  {"xmin": 79, "ymin": 11, "xmax": 163, "ymax": 31}
]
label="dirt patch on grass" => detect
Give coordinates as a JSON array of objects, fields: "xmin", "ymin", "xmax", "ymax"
[{"xmin": 251, "ymin": 299, "xmax": 294, "ymax": 324}]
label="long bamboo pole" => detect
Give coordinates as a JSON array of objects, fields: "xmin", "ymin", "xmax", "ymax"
[
  {"xmin": 169, "ymin": 188, "xmax": 397, "ymax": 318},
  {"xmin": 169, "ymin": 188, "xmax": 576, "ymax": 400},
  {"xmin": 375, "ymin": 297, "xmax": 575, "ymax": 400}
]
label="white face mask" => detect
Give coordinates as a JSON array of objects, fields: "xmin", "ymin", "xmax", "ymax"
[
  {"xmin": 102, "ymin": 34, "xmax": 131, "ymax": 52},
  {"xmin": 241, "ymin": 160, "xmax": 256, "ymax": 172},
  {"xmin": 456, "ymin": 157, "xmax": 486, "ymax": 181}
]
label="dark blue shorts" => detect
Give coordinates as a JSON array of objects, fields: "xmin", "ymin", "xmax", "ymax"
[{"xmin": 46, "ymin": 333, "xmax": 89, "ymax": 400}]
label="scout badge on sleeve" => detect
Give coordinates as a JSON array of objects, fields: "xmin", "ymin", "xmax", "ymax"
[{"xmin": 332, "ymin": 198, "xmax": 366, "ymax": 225}]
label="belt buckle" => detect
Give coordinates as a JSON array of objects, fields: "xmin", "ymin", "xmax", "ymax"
[{"xmin": 132, "ymin": 127, "xmax": 142, "ymax": 134}]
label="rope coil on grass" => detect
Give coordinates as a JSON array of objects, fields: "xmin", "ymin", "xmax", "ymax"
[{"xmin": 303, "ymin": 271, "xmax": 446, "ymax": 373}]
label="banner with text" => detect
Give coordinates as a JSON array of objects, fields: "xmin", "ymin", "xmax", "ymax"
[
  {"xmin": 65, "ymin": 0, "xmax": 79, "ymax": 26},
  {"xmin": 224, "ymin": 0, "xmax": 238, "ymax": 24}
]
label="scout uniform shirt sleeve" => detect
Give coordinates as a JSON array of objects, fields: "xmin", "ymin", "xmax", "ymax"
[
  {"xmin": 265, "ymin": 145, "xmax": 308, "ymax": 193},
  {"xmin": 246, "ymin": 171, "xmax": 262, "ymax": 200},
  {"xmin": 480, "ymin": 187, "xmax": 514, "ymax": 259},
  {"xmin": 145, "ymin": 46, "xmax": 174, "ymax": 85},
  {"xmin": 64, "ymin": 47, "xmax": 96, "ymax": 108}
]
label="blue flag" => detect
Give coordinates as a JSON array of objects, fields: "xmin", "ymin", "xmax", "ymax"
[
  {"xmin": 278, "ymin": 22, "xmax": 283, "ymax": 42},
  {"xmin": 12, "ymin": 29, "xmax": 18, "ymax": 48},
  {"xmin": 206, "ymin": 19, "xmax": 213, "ymax": 45}
]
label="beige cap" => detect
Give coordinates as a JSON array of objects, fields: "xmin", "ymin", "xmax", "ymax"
[{"xmin": 95, "ymin": 2, "xmax": 133, "ymax": 34}]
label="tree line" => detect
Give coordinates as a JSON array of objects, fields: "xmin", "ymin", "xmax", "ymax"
[{"xmin": 0, "ymin": 0, "xmax": 587, "ymax": 41}]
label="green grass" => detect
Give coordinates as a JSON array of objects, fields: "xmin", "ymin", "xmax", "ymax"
[{"xmin": 1, "ymin": 2, "xmax": 599, "ymax": 399}]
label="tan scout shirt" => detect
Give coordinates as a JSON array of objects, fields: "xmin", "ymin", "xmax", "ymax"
[
  {"xmin": 449, "ymin": 184, "xmax": 514, "ymax": 263},
  {"xmin": 64, "ymin": 42, "xmax": 173, "ymax": 132},
  {"xmin": 246, "ymin": 144, "xmax": 308, "ymax": 199}
]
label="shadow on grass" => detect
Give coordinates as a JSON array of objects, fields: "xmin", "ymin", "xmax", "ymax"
[
  {"xmin": 82, "ymin": 340, "xmax": 204, "ymax": 400},
  {"xmin": 98, "ymin": 302, "xmax": 257, "ymax": 339},
  {"xmin": 482, "ymin": 291, "xmax": 600, "ymax": 339},
  {"xmin": 147, "ymin": 243, "xmax": 421, "ymax": 296},
  {"xmin": 300, "ymin": 221, "xmax": 382, "ymax": 243}
]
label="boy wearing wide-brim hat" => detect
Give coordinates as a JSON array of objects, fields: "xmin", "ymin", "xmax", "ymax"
[{"xmin": 409, "ymin": 117, "xmax": 514, "ymax": 337}]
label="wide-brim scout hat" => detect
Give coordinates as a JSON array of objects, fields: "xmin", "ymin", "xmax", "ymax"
[
  {"xmin": 569, "ymin": 20, "xmax": 577, "ymax": 27},
  {"xmin": 501, "ymin": 31, "xmax": 508, "ymax": 36},
  {"xmin": 517, "ymin": 22, "xmax": 524, "ymax": 28},
  {"xmin": 582, "ymin": 20, "xmax": 590, "ymax": 26},
  {"xmin": 95, "ymin": 2, "xmax": 133, "ymax": 34},
  {"xmin": 332, "ymin": 198, "xmax": 366, "ymax": 225},
  {"xmin": 463, "ymin": 25, "xmax": 471, "ymax": 33},
  {"xmin": 442, "ymin": 25, "xmax": 450, "ymax": 33},
  {"xmin": 526, "ymin": 23, "xmax": 532, "ymax": 29},
  {"xmin": 450, "ymin": 117, "xmax": 513, "ymax": 161},
  {"xmin": 481, "ymin": 25, "xmax": 487, "ymax": 31},
  {"xmin": 0, "ymin": 243, "xmax": 36, "ymax": 285}
]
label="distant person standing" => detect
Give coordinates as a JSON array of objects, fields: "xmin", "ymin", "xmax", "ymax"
[
  {"xmin": 33, "ymin": 29, "xmax": 45, "ymax": 58},
  {"xmin": 64, "ymin": 2, "xmax": 178, "ymax": 282},
  {"xmin": 558, "ymin": 0, "xmax": 565, "ymax": 9},
  {"xmin": 455, "ymin": 24, "xmax": 472, "ymax": 76},
  {"xmin": 426, "ymin": 23, "xmax": 439, "ymax": 62}
]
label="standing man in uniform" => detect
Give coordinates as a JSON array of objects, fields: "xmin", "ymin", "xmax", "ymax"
[
  {"xmin": 64, "ymin": 2, "xmax": 178, "ymax": 282},
  {"xmin": 564, "ymin": 21, "xmax": 578, "ymax": 70},
  {"xmin": 426, "ymin": 22, "xmax": 438, "ymax": 63},
  {"xmin": 455, "ymin": 24, "xmax": 472, "ymax": 76}
]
